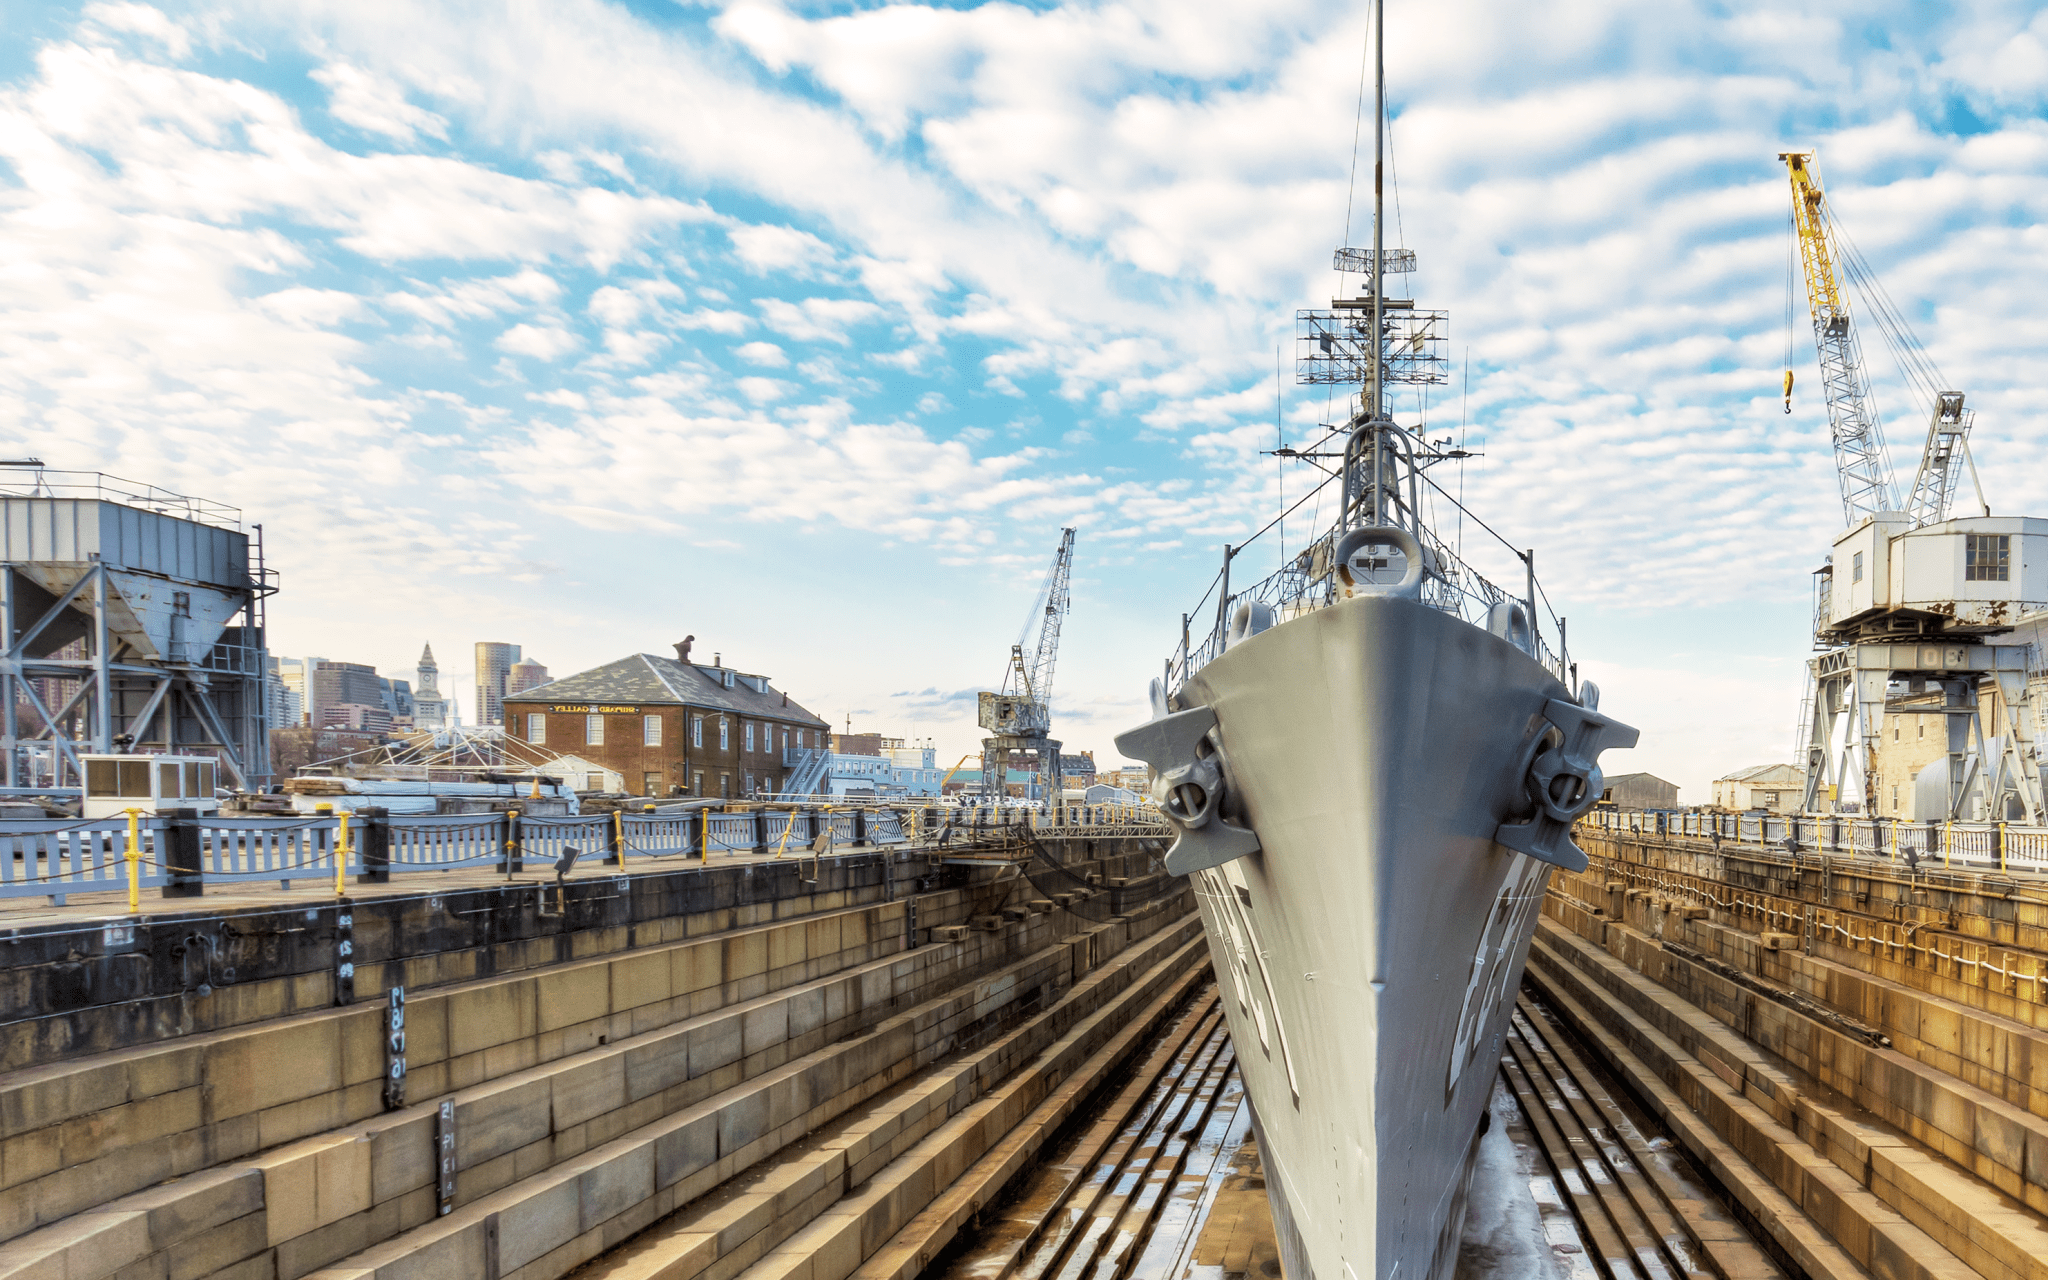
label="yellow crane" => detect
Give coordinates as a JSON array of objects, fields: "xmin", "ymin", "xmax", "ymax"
[{"xmin": 1780, "ymin": 152, "xmax": 1985, "ymax": 529}]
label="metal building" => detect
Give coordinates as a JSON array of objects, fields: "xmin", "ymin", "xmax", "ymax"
[{"xmin": 1, "ymin": 469, "xmax": 274, "ymax": 792}]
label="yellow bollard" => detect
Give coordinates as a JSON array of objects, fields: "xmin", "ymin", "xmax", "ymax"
[
  {"xmin": 1943, "ymin": 821, "xmax": 1952, "ymax": 869},
  {"xmin": 125, "ymin": 807, "xmax": 142, "ymax": 913},
  {"xmin": 336, "ymin": 809, "xmax": 351, "ymax": 897},
  {"xmin": 701, "ymin": 810, "xmax": 710, "ymax": 864},
  {"xmin": 1999, "ymin": 822, "xmax": 2008, "ymax": 873},
  {"xmin": 613, "ymin": 810, "xmax": 625, "ymax": 863}
]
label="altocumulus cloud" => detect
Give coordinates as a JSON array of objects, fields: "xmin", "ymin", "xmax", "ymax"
[{"xmin": 3, "ymin": 0, "xmax": 2047, "ymax": 795}]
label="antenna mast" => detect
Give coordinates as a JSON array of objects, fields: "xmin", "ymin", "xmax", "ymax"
[{"xmin": 1369, "ymin": 0, "xmax": 1385, "ymax": 423}]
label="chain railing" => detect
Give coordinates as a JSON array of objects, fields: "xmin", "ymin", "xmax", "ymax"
[
  {"xmin": 0, "ymin": 798, "xmax": 1177, "ymax": 905},
  {"xmin": 1585, "ymin": 807, "xmax": 2048, "ymax": 875}
]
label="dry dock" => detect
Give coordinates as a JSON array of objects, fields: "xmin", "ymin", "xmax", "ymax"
[{"xmin": 5, "ymin": 807, "xmax": 2044, "ymax": 1280}]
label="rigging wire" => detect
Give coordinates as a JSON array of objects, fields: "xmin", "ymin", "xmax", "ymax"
[
  {"xmin": 1185, "ymin": 467, "xmax": 1346, "ymax": 620},
  {"xmin": 1276, "ymin": 344, "xmax": 1286, "ymax": 563},
  {"xmin": 1457, "ymin": 346, "xmax": 1469, "ymax": 559},
  {"xmin": 1831, "ymin": 211, "xmax": 1947, "ymax": 405},
  {"xmin": 1784, "ymin": 210, "xmax": 1796, "ymax": 387},
  {"xmin": 1341, "ymin": 21, "xmax": 1372, "ymax": 249}
]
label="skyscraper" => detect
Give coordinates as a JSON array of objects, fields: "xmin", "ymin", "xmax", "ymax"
[
  {"xmin": 506, "ymin": 657, "xmax": 550, "ymax": 697},
  {"xmin": 278, "ymin": 657, "xmax": 323, "ymax": 726},
  {"xmin": 474, "ymin": 642, "xmax": 520, "ymax": 727},
  {"xmin": 413, "ymin": 644, "xmax": 448, "ymax": 731}
]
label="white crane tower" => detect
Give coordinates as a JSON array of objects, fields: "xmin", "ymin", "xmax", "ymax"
[
  {"xmin": 1783, "ymin": 153, "xmax": 2045, "ymax": 825},
  {"xmin": 977, "ymin": 529, "xmax": 1076, "ymax": 803}
]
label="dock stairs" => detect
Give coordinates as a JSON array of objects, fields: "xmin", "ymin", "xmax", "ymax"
[{"xmin": 0, "ymin": 849, "xmax": 1203, "ymax": 1280}]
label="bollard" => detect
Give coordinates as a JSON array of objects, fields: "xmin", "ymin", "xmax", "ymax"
[
  {"xmin": 124, "ymin": 808, "xmax": 143, "ymax": 912},
  {"xmin": 357, "ymin": 807, "xmax": 391, "ymax": 884},
  {"xmin": 502, "ymin": 808, "xmax": 523, "ymax": 875},
  {"xmin": 336, "ymin": 809, "xmax": 351, "ymax": 898},
  {"xmin": 853, "ymin": 809, "xmax": 867, "ymax": 847},
  {"xmin": 700, "ymin": 811, "xmax": 710, "ymax": 864},
  {"xmin": 609, "ymin": 810, "xmax": 625, "ymax": 868},
  {"xmin": 161, "ymin": 807, "xmax": 203, "ymax": 898}
]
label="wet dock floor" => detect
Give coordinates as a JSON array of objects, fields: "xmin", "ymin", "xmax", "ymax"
[{"xmin": 926, "ymin": 984, "xmax": 1778, "ymax": 1280}]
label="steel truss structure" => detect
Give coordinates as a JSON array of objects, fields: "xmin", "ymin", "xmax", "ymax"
[
  {"xmin": 1800, "ymin": 640, "xmax": 2043, "ymax": 825},
  {"xmin": 2, "ymin": 560, "xmax": 271, "ymax": 792}
]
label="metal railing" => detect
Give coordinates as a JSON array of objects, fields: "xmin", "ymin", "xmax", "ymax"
[
  {"xmin": 1585, "ymin": 807, "xmax": 2048, "ymax": 874},
  {"xmin": 0, "ymin": 467, "xmax": 244, "ymax": 529},
  {"xmin": 0, "ymin": 803, "xmax": 918, "ymax": 905}
]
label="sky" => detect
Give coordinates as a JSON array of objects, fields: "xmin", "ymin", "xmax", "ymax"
[{"xmin": 4, "ymin": 0, "xmax": 2047, "ymax": 800}]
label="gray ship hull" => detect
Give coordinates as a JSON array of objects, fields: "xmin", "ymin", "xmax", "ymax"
[{"xmin": 1176, "ymin": 592, "xmax": 1568, "ymax": 1280}]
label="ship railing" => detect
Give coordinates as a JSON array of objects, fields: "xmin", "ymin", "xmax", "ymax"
[
  {"xmin": 1167, "ymin": 537, "xmax": 1560, "ymax": 693},
  {"xmin": 1586, "ymin": 806, "xmax": 2048, "ymax": 875}
]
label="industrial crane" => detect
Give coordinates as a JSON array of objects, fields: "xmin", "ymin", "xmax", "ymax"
[
  {"xmin": 976, "ymin": 529, "xmax": 1077, "ymax": 802},
  {"xmin": 1783, "ymin": 152, "xmax": 2038, "ymax": 826},
  {"xmin": 1781, "ymin": 152, "xmax": 1986, "ymax": 530}
]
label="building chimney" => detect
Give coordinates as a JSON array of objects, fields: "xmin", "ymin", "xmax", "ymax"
[
  {"xmin": 674, "ymin": 635, "xmax": 695, "ymax": 663},
  {"xmin": 714, "ymin": 653, "xmax": 722, "ymax": 668}
]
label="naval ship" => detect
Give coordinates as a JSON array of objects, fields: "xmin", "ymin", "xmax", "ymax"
[{"xmin": 1113, "ymin": 7, "xmax": 1638, "ymax": 1277}]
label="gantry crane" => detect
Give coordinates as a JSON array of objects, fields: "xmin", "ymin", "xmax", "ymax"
[
  {"xmin": 1782, "ymin": 153, "xmax": 2037, "ymax": 825},
  {"xmin": 977, "ymin": 529, "xmax": 1076, "ymax": 802}
]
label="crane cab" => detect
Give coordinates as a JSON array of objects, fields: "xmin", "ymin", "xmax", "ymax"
[{"xmin": 1826, "ymin": 514, "xmax": 2048, "ymax": 637}]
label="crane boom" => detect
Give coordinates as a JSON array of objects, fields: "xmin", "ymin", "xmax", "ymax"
[
  {"xmin": 1025, "ymin": 529, "xmax": 1076, "ymax": 710},
  {"xmin": 1781, "ymin": 152, "xmax": 1897, "ymax": 527}
]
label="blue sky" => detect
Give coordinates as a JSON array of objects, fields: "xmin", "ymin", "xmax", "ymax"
[{"xmin": 4, "ymin": 0, "xmax": 2047, "ymax": 797}]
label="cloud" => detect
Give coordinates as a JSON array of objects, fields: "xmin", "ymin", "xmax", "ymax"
[
  {"xmin": 10, "ymin": 0, "xmax": 2048, "ymax": 790},
  {"xmin": 495, "ymin": 323, "xmax": 579, "ymax": 360},
  {"xmin": 311, "ymin": 62, "xmax": 449, "ymax": 144},
  {"xmin": 728, "ymin": 223, "xmax": 835, "ymax": 275},
  {"xmin": 83, "ymin": 2, "xmax": 191, "ymax": 58},
  {"xmin": 756, "ymin": 297, "xmax": 884, "ymax": 345}
]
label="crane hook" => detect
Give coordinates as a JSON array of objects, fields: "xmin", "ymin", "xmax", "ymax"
[{"xmin": 1782, "ymin": 368, "xmax": 1794, "ymax": 414}]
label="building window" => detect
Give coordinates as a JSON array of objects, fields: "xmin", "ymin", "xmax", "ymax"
[
  {"xmin": 1852, "ymin": 551, "xmax": 1864, "ymax": 583},
  {"xmin": 1890, "ymin": 784, "xmax": 1899, "ymax": 812},
  {"xmin": 719, "ymin": 719, "xmax": 729, "ymax": 751},
  {"xmin": 1893, "ymin": 722, "xmax": 1900, "ymax": 742},
  {"xmin": 586, "ymin": 772, "xmax": 604, "ymax": 791},
  {"xmin": 781, "ymin": 729, "xmax": 789, "ymax": 754},
  {"xmin": 745, "ymin": 723, "xmax": 755, "ymax": 752},
  {"xmin": 1918, "ymin": 720, "xmax": 1925, "ymax": 739},
  {"xmin": 527, "ymin": 713, "xmax": 545, "ymax": 745},
  {"xmin": 692, "ymin": 716, "xmax": 703, "ymax": 748},
  {"xmin": 644, "ymin": 715, "xmax": 662, "ymax": 747},
  {"xmin": 692, "ymin": 770, "xmax": 703, "ymax": 795},
  {"xmin": 586, "ymin": 715, "xmax": 603, "ymax": 746},
  {"xmin": 1966, "ymin": 533, "xmax": 2010, "ymax": 582},
  {"xmin": 744, "ymin": 772, "xmax": 754, "ymax": 794},
  {"xmin": 643, "ymin": 771, "xmax": 659, "ymax": 797},
  {"xmin": 720, "ymin": 773, "xmax": 730, "ymax": 798}
]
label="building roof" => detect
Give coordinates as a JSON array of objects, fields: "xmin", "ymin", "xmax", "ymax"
[
  {"xmin": 1604, "ymin": 772, "xmax": 1677, "ymax": 788},
  {"xmin": 505, "ymin": 654, "xmax": 829, "ymax": 728},
  {"xmin": 1714, "ymin": 763, "xmax": 1802, "ymax": 783}
]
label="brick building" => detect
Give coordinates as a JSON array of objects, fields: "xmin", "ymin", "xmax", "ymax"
[{"xmin": 503, "ymin": 647, "xmax": 829, "ymax": 799}]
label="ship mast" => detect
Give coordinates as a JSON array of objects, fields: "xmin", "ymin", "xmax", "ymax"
[
  {"xmin": 1368, "ymin": 0, "xmax": 1385, "ymax": 427},
  {"xmin": 1293, "ymin": 0, "xmax": 1446, "ymax": 535}
]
